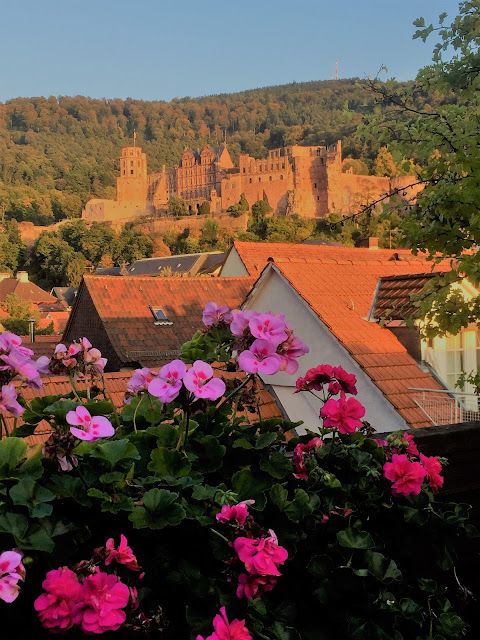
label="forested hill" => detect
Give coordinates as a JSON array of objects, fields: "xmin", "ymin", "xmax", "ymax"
[{"xmin": 0, "ymin": 78, "xmax": 427, "ymax": 225}]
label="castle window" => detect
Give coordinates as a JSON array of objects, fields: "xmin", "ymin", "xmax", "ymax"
[
  {"xmin": 271, "ymin": 164, "xmax": 273, "ymax": 170},
  {"xmin": 243, "ymin": 168, "xmax": 246, "ymax": 173},
  {"xmin": 249, "ymin": 178, "xmax": 252, "ymax": 183},
  {"xmin": 259, "ymin": 165, "xmax": 262, "ymax": 172},
  {"xmin": 269, "ymin": 176, "xmax": 272, "ymax": 181},
  {"xmin": 320, "ymin": 158, "xmax": 324, "ymax": 165},
  {"xmin": 130, "ymin": 160, "xmax": 134, "ymax": 166},
  {"xmin": 123, "ymin": 170, "xmax": 126, "ymax": 176},
  {"xmin": 280, "ymin": 175, "xmax": 284, "ymax": 180},
  {"xmin": 258, "ymin": 177, "xmax": 261, "ymax": 182},
  {"xmin": 314, "ymin": 183, "xmax": 317, "ymax": 189},
  {"xmin": 130, "ymin": 170, "xmax": 134, "ymax": 175},
  {"xmin": 282, "ymin": 163, "xmax": 285, "ymax": 169},
  {"xmin": 317, "ymin": 196, "xmax": 320, "ymax": 201}
]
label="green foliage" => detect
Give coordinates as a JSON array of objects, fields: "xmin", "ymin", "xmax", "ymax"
[
  {"xmin": 168, "ymin": 196, "xmax": 189, "ymax": 217},
  {"xmin": 198, "ymin": 201, "xmax": 210, "ymax": 216},
  {"xmin": 359, "ymin": 2, "xmax": 480, "ymax": 336}
]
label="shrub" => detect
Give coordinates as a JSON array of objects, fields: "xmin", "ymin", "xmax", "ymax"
[{"xmin": 0, "ymin": 310, "xmax": 475, "ymax": 639}]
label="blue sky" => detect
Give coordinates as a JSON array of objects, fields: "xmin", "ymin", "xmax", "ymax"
[{"xmin": 0, "ymin": 0, "xmax": 460, "ymax": 102}]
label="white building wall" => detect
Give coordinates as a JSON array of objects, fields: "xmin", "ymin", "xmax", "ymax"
[
  {"xmin": 220, "ymin": 248, "xmax": 249, "ymax": 277},
  {"xmin": 243, "ymin": 268, "xmax": 408, "ymax": 434}
]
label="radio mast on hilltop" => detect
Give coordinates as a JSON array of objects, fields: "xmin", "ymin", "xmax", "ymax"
[{"xmin": 335, "ymin": 59, "xmax": 339, "ymax": 80}]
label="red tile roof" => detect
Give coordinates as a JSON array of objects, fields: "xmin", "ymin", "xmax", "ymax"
[
  {"xmin": 0, "ymin": 278, "xmax": 57, "ymax": 304},
  {"xmin": 19, "ymin": 335, "xmax": 62, "ymax": 359},
  {"xmin": 7, "ymin": 370, "xmax": 282, "ymax": 445},
  {"xmin": 271, "ymin": 259, "xmax": 451, "ymax": 429},
  {"xmin": 64, "ymin": 276, "xmax": 254, "ymax": 370},
  {"xmin": 229, "ymin": 241, "xmax": 447, "ymax": 277}
]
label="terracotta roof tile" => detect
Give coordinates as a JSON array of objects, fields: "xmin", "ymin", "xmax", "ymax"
[
  {"xmin": 64, "ymin": 276, "xmax": 253, "ymax": 370},
  {"xmin": 271, "ymin": 258, "xmax": 451, "ymax": 429}
]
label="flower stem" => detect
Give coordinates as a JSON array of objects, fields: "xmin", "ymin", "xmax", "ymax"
[
  {"xmin": 132, "ymin": 395, "xmax": 145, "ymax": 433},
  {"xmin": 216, "ymin": 373, "xmax": 254, "ymax": 412},
  {"xmin": 68, "ymin": 374, "xmax": 82, "ymax": 402}
]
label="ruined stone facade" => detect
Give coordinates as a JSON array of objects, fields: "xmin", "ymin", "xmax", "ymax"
[{"xmin": 82, "ymin": 141, "xmax": 421, "ymax": 222}]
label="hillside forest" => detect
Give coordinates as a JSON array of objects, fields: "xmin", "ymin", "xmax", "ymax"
[{"xmin": 0, "ymin": 78, "xmax": 443, "ymax": 289}]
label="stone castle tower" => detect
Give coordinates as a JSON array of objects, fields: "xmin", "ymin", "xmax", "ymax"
[{"xmin": 116, "ymin": 146, "xmax": 148, "ymax": 202}]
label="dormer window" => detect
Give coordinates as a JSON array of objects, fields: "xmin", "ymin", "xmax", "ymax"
[{"xmin": 150, "ymin": 307, "xmax": 173, "ymax": 325}]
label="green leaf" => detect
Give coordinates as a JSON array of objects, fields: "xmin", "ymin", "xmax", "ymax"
[
  {"xmin": 9, "ymin": 478, "xmax": 55, "ymax": 517},
  {"xmin": 231, "ymin": 470, "xmax": 272, "ymax": 510},
  {"xmin": 191, "ymin": 484, "xmax": 218, "ymax": 501},
  {"xmin": 49, "ymin": 475, "xmax": 92, "ymax": 507},
  {"xmin": 84, "ymin": 400, "xmax": 115, "ymax": 416},
  {"xmin": 190, "ymin": 435, "xmax": 226, "ymax": 473},
  {"xmin": 0, "ymin": 437, "xmax": 27, "ymax": 475},
  {"xmin": 0, "ymin": 512, "xmax": 29, "ymax": 540},
  {"xmin": 285, "ymin": 488, "xmax": 313, "ymax": 522},
  {"xmin": 337, "ymin": 528, "xmax": 375, "ymax": 549},
  {"xmin": 364, "ymin": 551, "xmax": 402, "ymax": 583},
  {"xmin": 255, "ymin": 432, "xmax": 278, "ymax": 449},
  {"xmin": 148, "ymin": 447, "xmax": 191, "ymax": 478},
  {"xmin": 260, "ymin": 451, "xmax": 292, "ymax": 479},
  {"xmin": 99, "ymin": 471, "xmax": 124, "ymax": 484},
  {"xmin": 146, "ymin": 423, "xmax": 179, "ymax": 448},
  {"xmin": 350, "ymin": 449, "xmax": 372, "ymax": 468},
  {"xmin": 400, "ymin": 598, "xmax": 424, "ymax": 624},
  {"xmin": 307, "ymin": 555, "xmax": 333, "ymax": 580},
  {"xmin": 44, "ymin": 399, "xmax": 78, "ymax": 419},
  {"xmin": 129, "ymin": 488, "xmax": 186, "ymax": 529},
  {"xmin": 438, "ymin": 612, "xmax": 466, "ymax": 636},
  {"xmin": 232, "ymin": 438, "xmax": 253, "ymax": 449},
  {"xmin": 90, "ymin": 439, "xmax": 140, "ymax": 469},
  {"xmin": 26, "ymin": 527, "xmax": 55, "ymax": 552},
  {"xmin": 10, "ymin": 424, "xmax": 38, "ymax": 437},
  {"xmin": 269, "ymin": 484, "xmax": 288, "ymax": 510}
]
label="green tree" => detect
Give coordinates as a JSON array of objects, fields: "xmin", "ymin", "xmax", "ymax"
[
  {"xmin": 342, "ymin": 157, "xmax": 370, "ymax": 175},
  {"xmin": 238, "ymin": 192, "xmax": 249, "ymax": 213},
  {"xmin": 373, "ymin": 147, "xmax": 399, "ymax": 177},
  {"xmin": 81, "ymin": 223, "xmax": 114, "ymax": 264},
  {"xmin": 360, "ymin": 2, "xmax": 480, "ymax": 335},
  {"xmin": 60, "ymin": 220, "xmax": 89, "ymax": 253},
  {"xmin": 249, "ymin": 200, "xmax": 273, "ymax": 239},
  {"xmin": 65, "ymin": 254, "xmax": 88, "ymax": 287},
  {"xmin": 198, "ymin": 201, "xmax": 210, "ymax": 216},
  {"xmin": 111, "ymin": 229, "xmax": 153, "ymax": 264},
  {"xmin": 1, "ymin": 293, "xmax": 40, "ymax": 321},
  {"xmin": 168, "ymin": 196, "xmax": 189, "ymax": 217},
  {"xmin": 200, "ymin": 219, "xmax": 219, "ymax": 248}
]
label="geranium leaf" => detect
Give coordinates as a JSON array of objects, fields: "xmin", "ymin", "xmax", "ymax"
[{"xmin": 337, "ymin": 528, "xmax": 375, "ymax": 549}]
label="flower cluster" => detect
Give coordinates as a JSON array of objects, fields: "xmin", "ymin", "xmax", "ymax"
[
  {"xmin": 292, "ymin": 437, "xmax": 324, "ymax": 479},
  {"xmin": 196, "ymin": 606, "xmax": 252, "ymax": 640},
  {"xmin": 383, "ymin": 432, "xmax": 444, "ymax": 496},
  {"xmin": 147, "ymin": 359, "xmax": 226, "ymax": 403},
  {"xmin": 50, "ymin": 337, "xmax": 107, "ymax": 380},
  {"xmin": 203, "ymin": 304, "xmax": 309, "ymax": 376},
  {"xmin": 34, "ymin": 536, "xmax": 140, "ymax": 634},
  {"xmin": 295, "ymin": 364, "xmax": 357, "ymax": 395},
  {"xmin": 0, "ymin": 550, "xmax": 25, "ymax": 603},
  {"xmin": 0, "ymin": 332, "xmax": 49, "ymax": 417},
  {"xmin": 216, "ymin": 501, "xmax": 288, "ymax": 600}
]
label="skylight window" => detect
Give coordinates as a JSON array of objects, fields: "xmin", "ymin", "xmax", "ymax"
[{"xmin": 149, "ymin": 307, "xmax": 173, "ymax": 325}]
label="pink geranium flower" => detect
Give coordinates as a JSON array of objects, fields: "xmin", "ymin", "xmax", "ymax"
[
  {"xmin": 234, "ymin": 530, "xmax": 288, "ymax": 576},
  {"xmin": 127, "ymin": 368, "xmax": 157, "ymax": 395},
  {"xmin": 71, "ymin": 571, "xmax": 130, "ymax": 634},
  {"xmin": 230, "ymin": 310, "xmax": 257, "ymax": 338},
  {"xmin": 402, "ymin": 431, "xmax": 419, "ymax": 456},
  {"xmin": 236, "ymin": 573, "xmax": 277, "ymax": 600},
  {"xmin": 332, "ymin": 366, "xmax": 357, "ymax": 395},
  {"xmin": 0, "ymin": 333, "xmax": 34, "ymax": 357},
  {"xmin": 278, "ymin": 336, "xmax": 309, "ymax": 374},
  {"xmin": 0, "ymin": 550, "xmax": 24, "ymax": 603},
  {"xmin": 34, "ymin": 567, "xmax": 83, "ymax": 631},
  {"xmin": 216, "ymin": 501, "xmax": 254, "ymax": 527},
  {"xmin": 105, "ymin": 534, "xmax": 140, "ymax": 571},
  {"xmin": 148, "ymin": 359, "xmax": 186, "ymax": 402},
  {"xmin": 238, "ymin": 339, "xmax": 282, "ymax": 375},
  {"xmin": 320, "ymin": 394, "xmax": 365, "ymax": 434},
  {"xmin": 420, "ymin": 453, "xmax": 444, "ymax": 493},
  {"xmin": 196, "ymin": 606, "xmax": 252, "ymax": 640},
  {"xmin": 84, "ymin": 348, "xmax": 107, "ymax": 374},
  {"xmin": 66, "ymin": 406, "xmax": 115, "ymax": 442},
  {"xmin": 384, "ymin": 454, "xmax": 426, "ymax": 496},
  {"xmin": 183, "ymin": 361, "xmax": 226, "ymax": 400},
  {"xmin": 295, "ymin": 364, "xmax": 334, "ymax": 392},
  {"xmin": 203, "ymin": 302, "xmax": 232, "ymax": 327},
  {"xmin": 249, "ymin": 312, "xmax": 288, "ymax": 347},
  {"xmin": 0, "ymin": 384, "xmax": 24, "ymax": 418},
  {"xmin": 1, "ymin": 351, "xmax": 43, "ymax": 389},
  {"xmin": 292, "ymin": 437, "xmax": 323, "ymax": 479}
]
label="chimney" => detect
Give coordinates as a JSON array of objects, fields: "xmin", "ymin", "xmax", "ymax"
[
  {"xmin": 0, "ymin": 273, "xmax": 10, "ymax": 282},
  {"xmin": 368, "ymin": 237, "xmax": 379, "ymax": 251},
  {"xmin": 16, "ymin": 271, "xmax": 29, "ymax": 282},
  {"xmin": 28, "ymin": 318, "xmax": 36, "ymax": 343}
]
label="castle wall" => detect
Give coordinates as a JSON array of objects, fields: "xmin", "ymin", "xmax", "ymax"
[
  {"xmin": 338, "ymin": 174, "xmax": 391, "ymax": 214},
  {"xmin": 83, "ymin": 199, "xmax": 154, "ymax": 222}
]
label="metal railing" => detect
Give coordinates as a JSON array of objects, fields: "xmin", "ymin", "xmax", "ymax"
[{"xmin": 409, "ymin": 387, "xmax": 480, "ymax": 425}]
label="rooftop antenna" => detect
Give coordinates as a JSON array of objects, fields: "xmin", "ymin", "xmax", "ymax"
[{"xmin": 335, "ymin": 59, "xmax": 338, "ymax": 81}]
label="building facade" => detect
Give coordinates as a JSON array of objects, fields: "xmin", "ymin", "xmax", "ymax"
[{"xmin": 83, "ymin": 141, "xmax": 421, "ymax": 222}]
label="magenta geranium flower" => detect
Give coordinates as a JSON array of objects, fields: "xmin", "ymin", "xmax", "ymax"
[
  {"xmin": 71, "ymin": 571, "xmax": 130, "ymax": 634},
  {"xmin": 148, "ymin": 359, "xmax": 186, "ymax": 402},
  {"xmin": 202, "ymin": 302, "xmax": 232, "ymax": 327},
  {"xmin": 292, "ymin": 437, "xmax": 323, "ymax": 479},
  {"xmin": 216, "ymin": 501, "xmax": 254, "ymax": 527},
  {"xmin": 34, "ymin": 567, "xmax": 82, "ymax": 631},
  {"xmin": 0, "ymin": 351, "xmax": 43, "ymax": 389},
  {"xmin": 249, "ymin": 312, "xmax": 288, "ymax": 346},
  {"xmin": 332, "ymin": 366, "xmax": 357, "ymax": 395},
  {"xmin": 384, "ymin": 454, "xmax": 426, "ymax": 496},
  {"xmin": 236, "ymin": 573, "xmax": 277, "ymax": 600},
  {"xmin": 420, "ymin": 453, "xmax": 444, "ymax": 493},
  {"xmin": 320, "ymin": 394, "xmax": 365, "ymax": 434},
  {"xmin": 196, "ymin": 606, "xmax": 252, "ymax": 640},
  {"xmin": 66, "ymin": 406, "xmax": 115, "ymax": 442},
  {"xmin": 0, "ymin": 384, "xmax": 24, "ymax": 418},
  {"xmin": 105, "ymin": 534, "xmax": 140, "ymax": 571},
  {"xmin": 0, "ymin": 550, "xmax": 24, "ymax": 603},
  {"xmin": 230, "ymin": 310, "xmax": 257, "ymax": 338},
  {"xmin": 238, "ymin": 339, "xmax": 282, "ymax": 375},
  {"xmin": 183, "ymin": 361, "xmax": 225, "ymax": 400},
  {"xmin": 234, "ymin": 530, "xmax": 288, "ymax": 576},
  {"xmin": 295, "ymin": 364, "xmax": 334, "ymax": 392},
  {"xmin": 402, "ymin": 431, "xmax": 419, "ymax": 456}
]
